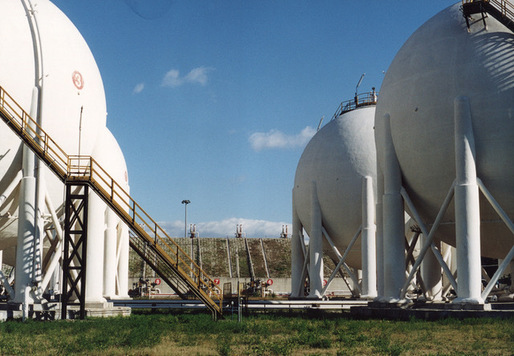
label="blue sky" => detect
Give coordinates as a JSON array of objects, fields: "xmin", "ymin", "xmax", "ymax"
[{"xmin": 51, "ymin": 0, "xmax": 456, "ymax": 238}]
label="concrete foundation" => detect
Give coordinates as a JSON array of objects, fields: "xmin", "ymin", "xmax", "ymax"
[{"xmin": 351, "ymin": 301, "xmax": 514, "ymax": 320}]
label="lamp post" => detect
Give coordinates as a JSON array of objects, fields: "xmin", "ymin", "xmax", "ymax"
[
  {"xmin": 181, "ymin": 200, "xmax": 190, "ymax": 238},
  {"xmin": 181, "ymin": 199, "xmax": 192, "ymax": 277}
]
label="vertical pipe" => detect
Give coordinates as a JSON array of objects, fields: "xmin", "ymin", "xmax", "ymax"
[
  {"xmin": 291, "ymin": 191, "xmax": 305, "ymax": 298},
  {"xmin": 308, "ymin": 181, "xmax": 323, "ymax": 299},
  {"xmin": 381, "ymin": 114, "xmax": 405, "ymax": 302},
  {"xmin": 453, "ymin": 96, "xmax": 483, "ymax": 304},
  {"xmin": 14, "ymin": 87, "xmax": 39, "ymax": 307},
  {"xmin": 25, "ymin": 0, "xmax": 46, "ymax": 301},
  {"xmin": 361, "ymin": 176, "xmax": 377, "ymax": 298}
]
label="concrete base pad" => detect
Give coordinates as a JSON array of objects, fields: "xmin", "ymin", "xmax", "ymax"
[{"xmin": 351, "ymin": 301, "xmax": 514, "ymax": 320}]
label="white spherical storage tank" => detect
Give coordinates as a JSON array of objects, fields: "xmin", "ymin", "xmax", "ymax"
[
  {"xmin": 292, "ymin": 104, "xmax": 377, "ymax": 298},
  {"xmin": 0, "ymin": 0, "xmax": 106, "ymax": 248},
  {"xmin": 0, "ymin": 0, "xmax": 130, "ymax": 306},
  {"xmin": 376, "ymin": 3, "xmax": 514, "ymax": 259},
  {"xmin": 375, "ymin": 2, "xmax": 514, "ymax": 303}
]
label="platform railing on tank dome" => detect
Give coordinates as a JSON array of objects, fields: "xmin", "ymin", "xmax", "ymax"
[
  {"xmin": 331, "ymin": 90, "xmax": 378, "ymax": 121},
  {"xmin": 66, "ymin": 155, "xmax": 223, "ymax": 306},
  {"xmin": 487, "ymin": 0, "xmax": 514, "ymax": 18},
  {"xmin": 0, "ymin": 86, "xmax": 69, "ymax": 178},
  {"xmin": 462, "ymin": 0, "xmax": 514, "ymax": 23}
]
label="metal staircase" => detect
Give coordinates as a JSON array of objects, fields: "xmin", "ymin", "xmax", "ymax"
[
  {"xmin": 462, "ymin": 0, "xmax": 514, "ymax": 32},
  {"xmin": 0, "ymin": 86, "xmax": 223, "ymax": 319}
]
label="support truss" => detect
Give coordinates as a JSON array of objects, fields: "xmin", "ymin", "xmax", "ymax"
[{"xmin": 61, "ymin": 183, "xmax": 89, "ymax": 320}]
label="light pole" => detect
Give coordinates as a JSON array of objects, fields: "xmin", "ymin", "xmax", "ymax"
[
  {"xmin": 181, "ymin": 200, "xmax": 190, "ymax": 238},
  {"xmin": 181, "ymin": 199, "xmax": 193, "ymax": 278}
]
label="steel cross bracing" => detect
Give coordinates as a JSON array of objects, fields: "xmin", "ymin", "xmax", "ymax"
[
  {"xmin": 0, "ymin": 86, "xmax": 223, "ymax": 319},
  {"xmin": 61, "ymin": 183, "xmax": 89, "ymax": 320},
  {"xmin": 462, "ymin": 0, "xmax": 514, "ymax": 32}
]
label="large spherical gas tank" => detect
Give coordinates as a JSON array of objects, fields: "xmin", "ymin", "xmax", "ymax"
[
  {"xmin": 375, "ymin": 3, "xmax": 514, "ymax": 258},
  {"xmin": 0, "ymin": 0, "xmax": 107, "ymax": 249},
  {"xmin": 293, "ymin": 106, "xmax": 376, "ymax": 268}
]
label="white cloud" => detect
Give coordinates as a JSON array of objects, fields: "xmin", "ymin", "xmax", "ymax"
[
  {"xmin": 160, "ymin": 218, "xmax": 290, "ymax": 238},
  {"xmin": 162, "ymin": 69, "xmax": 181, "ymax": 87},
  {"xmin": 249, "ymin": 126, "xmax": 316, "ymax": 151},
  {"xmin": 184, "ymin": 67, "xmax": 209, "ymax": 85},
  {"xmin": 162, "ymin": 66, "xmax": 212, "ymax": 87},
  {"xmin": 133, "ymin": 83, "xmax": 145, "ymax": 94}
]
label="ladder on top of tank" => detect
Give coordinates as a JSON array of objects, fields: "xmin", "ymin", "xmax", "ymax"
[
  {"xmin": 462, "ymin": 0, "xmax": 514, "ymax": 32},
  {"xmin": 0, "ymin": 86, "xmax": 223, "ymax": 319}
]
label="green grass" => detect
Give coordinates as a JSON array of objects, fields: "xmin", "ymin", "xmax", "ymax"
[{"xmin": 0, "ymin": 311, "xmax": 512, "ymax": 355}]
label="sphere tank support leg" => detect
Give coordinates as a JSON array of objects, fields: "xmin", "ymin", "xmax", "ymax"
[
  {"xmin": 361, "ymin": 176, "xmax": 377, "ymax": 299},
  {"xmin": 453, "ymin": 96, "xmax": 483, "ymax": 304},
  {"xmin": 103, "ymin": 208, "xmax": 117, "ymax": 298},
  {"xmin": 375, "ymin": 170, "xmax": 385, "ymax": 299},
  {"xmin": 291, "ymin": 192, "xmax": 305, "ymax": 298},
  {"xmin": 117, "ymin": 222, "xmax": 130, "ymax": 298},
  {"xmin": 308, "ymin": 181, "xmax": 323, "ymax": 299},
  {"xmin": 85, "ymin": 191, "xmax": 106, "ymax": 304},
  {"xmin": 381, "ymin": 113, "xmax": 405, "ymax": 302}
]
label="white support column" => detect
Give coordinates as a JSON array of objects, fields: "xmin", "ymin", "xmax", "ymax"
[
  {"xmin": 376, "ymin": 169, "xmax": 384, "ymax": 299},
  {"xmin": 421, "ymin": 239, "xmax": 443, "ymax": 300},
  {"xmin": 382, "ymin": 113, "xmax": 405, "ymax": 302},
  {"xmin": 308, "ymin": 181, "xmax": 323, "ymax": 299},
  {"xmin": 85, "ymin": 192, "xmax": 106, "ymax": 304},
  {"xmin": 361, "ymin": 176, "xmax": 377, "ymax": 299},
  {"xmin": 291, "ymin": 193, "xmax": 305, "ymax": 298},
  {"xmin": 103, "ymin": 208, "xmax": 117, "ymax": 299},
  {"xmin": 453, "ymin": 96, "xmax": 483, "ymax": 304},
  {"xmin": 117, "ymin": 222, "xmax": 130, "ymax": 298}
]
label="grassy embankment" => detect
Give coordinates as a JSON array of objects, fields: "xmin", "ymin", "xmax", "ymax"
[{"xmin": 0, "ymin": 311, "xmax": 512, "ymax": 355}]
